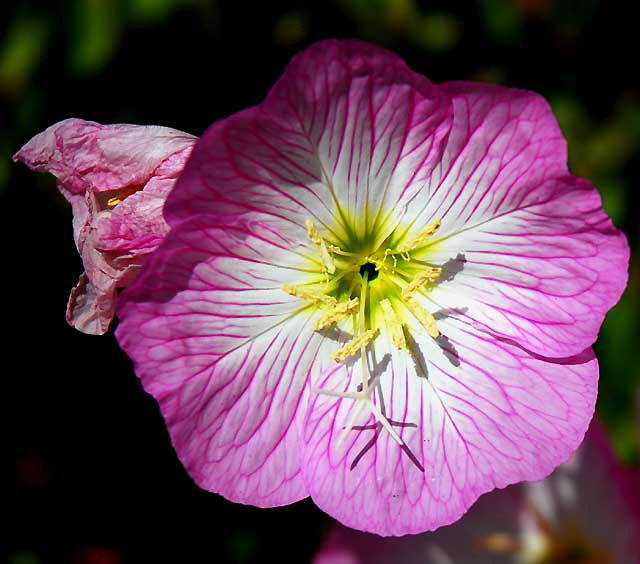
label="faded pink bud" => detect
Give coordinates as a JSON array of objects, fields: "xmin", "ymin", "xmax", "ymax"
[{"xmin": 14, "ymin": 118, "xmax": 196, "ymax": 334}]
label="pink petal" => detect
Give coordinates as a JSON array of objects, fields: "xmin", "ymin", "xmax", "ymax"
[
  {"xmin": 115, "ymin": 216, "xmax": 333, "ymax": 506},
  {"xmin": 406, "ymin": 83, "xmax": 628, "ymax": 357},
  {"xmin": 301, "ymin": 318, "xmax": 597, "ymax": 536},
  {"xmin": 164, "ymin": 40, "xmax": 452, "ymax": 245},
  {"xmin": 14, "ymin": 118, "xmax": 196, "ymax": 334},
  {"xmin": 14, "ymin": 118, "xmax": 195, "ymax": 198}
]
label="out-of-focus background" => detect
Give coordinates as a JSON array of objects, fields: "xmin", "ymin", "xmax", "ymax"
[{"xmin": 2, "ymin": 1, "xmax": 638, "ymax": 562}]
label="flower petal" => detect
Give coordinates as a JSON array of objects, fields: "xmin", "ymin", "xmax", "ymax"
[
  {"xmin": 426, "ymin": 175, "xmax": 628, "ymax": 357},
  {"xmin": 165, "ymin": 40, "xmax": 451, "ymax": 244},
  {"xmin": 403, "ymin": 83, "xmax": 628, "ymax": 356},
  {"xmin": 14, "ymin": 118, "xmax": 196, "ymax": 334},
  {"xmin": 301, "ymin": 317, "xmax": 597, "ymax": 535},
  {"xmin": 115, "ymin": 216, "xmax": 332, "ymax": 506},
  {"xmin": 14, "ymin": 118, "xmax": 195, "ymax": 197}
]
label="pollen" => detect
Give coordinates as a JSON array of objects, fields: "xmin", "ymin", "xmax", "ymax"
[
  {"xmin": 402, "ymin": 267, "xmax": 442, "ymax": 297},
  {"xmin": 305, "ymin": 219, "xmax": 322, "ymax": 244},
  {"xmin": 281, "ymin": 284, "xmax": 337, "ymax": 306},
  {"xmin": 397, "ymin": 218, "xmax": 442, "ymax": 254},
  {"xmin": 312, "ymin": 298, "xmax": 360, "ymax": 330},
  {"xmin": 380, "ymin": 299, "xmax": 406, "ymax": 350},
  {"xmin": 403, "ymin": 293, "xmax": 439, "ymax": 338},
  {"xmin": 305, "ymin": 219, "xmax": 336, "ymax": 274},
  {"xmin": 332, "ymin": 329, "xmax": 378, "ymax": 362}
]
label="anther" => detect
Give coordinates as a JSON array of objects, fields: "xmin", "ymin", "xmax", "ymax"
[
  {"xmin": 312, "ymin": 298, "xmax": 360, "ymax": 330},
  {"xmin": 305, "ymin": 219, "xmax": 336, "ymax": 274},
  {"xmin": 281, "ymin": 284, "xmax": 337, "ymax": 306},
  {"xmin": 397, "ymin": 218, "xmax": 442, "ymax": 253},
  {"xmin": 319, "ymin": 239, "xmax": 336, "ymax": 274},
  {"xmin": 106, "ymin": 184, "xmax": 143, "ymax": 207},
  {"xmin": 305, "ymin": 219, "xmax": 322, "ymax": 244},
  {"xmin": 402, "ymin": 294, "xmax": 439, "ymax": 337},
  {"xmin": 402, "ymin": 267, "xmax": 442, "ymax": 297},
  {"xmin": 380, "ymin": 299, "xmax": 406, "ymax": 350},
  {"xmin": 332, "ymin": 329, "xmax": 378, "ymax": 362}
]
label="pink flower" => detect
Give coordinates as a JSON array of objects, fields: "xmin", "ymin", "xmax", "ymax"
[
  {"xmin": 313, "ymin": 419, "xmax": 640, "ymax": 563},
  {"xmin": 115, "ymin": 40, "xmax": 629, "ymax": 534},
  {"xmin": 14, "ymin": 119, "xmax": 196, "ymax": 334}
]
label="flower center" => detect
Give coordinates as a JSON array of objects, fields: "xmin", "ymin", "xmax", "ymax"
[
  {"xmin": 358, "ymin": 261, "xmax": 379, "ymax": 281},
  {"xmin": 282, "ymin": 215, "xmax": 443, "ymax": 445}
]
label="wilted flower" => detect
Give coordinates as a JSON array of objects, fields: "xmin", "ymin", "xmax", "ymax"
[
  {"xmin": 313, "ymin": 419, "xmax": 640, "ymax": 563},
  {"xmin": 14, "ymin": 119, "xmax": 196, "ymax": 334},
  {"xmin": 115, "ymin": 40, "xmax": 628, "ymax": 534}
]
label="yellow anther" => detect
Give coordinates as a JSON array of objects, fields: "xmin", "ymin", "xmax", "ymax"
[
  {"xmin": 281, "ymin": 284, "xmax": 337, "ymax": 306},
  {"xmin": 305, "ymin": 219, "xmax": 322, "ymax": 245},
  {"xmin": 106, "ymin": 184, "xmax": 143, "ymax": 207},
  {"xmin": 397, "ymin": 218, "xmax": 442, "ymax": 253},
  {"xmin": 380, "ymin": 299, "xmax": 406, "ymax": 350},
  {"xmin": 402, "ymin": 267, "xmax": 442, "ymax": 297},
  {"xmin": 319, "ymin": 239, "xmax": 336, "ymax": 274},
  {"xmin": 312, "ymin": 298, "xmax": 360, "ymax": 330},
  {"xmin": 332, "ymin": 329, "xmax": 378, "ymax": 362},
  {"xmin": 305, "ymin": 219, "xmax": 336, "ymax": 274},
  {"xmin": 403, "ymin": 293, "xmax": 439, "ymax": 338}
]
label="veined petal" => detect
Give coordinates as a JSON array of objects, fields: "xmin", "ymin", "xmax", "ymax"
[
  {"xmin": 402, "ymin": 83, "xmax": 628, "ymax": 356},
  {"xmin": 115, "ymin": 216, "xmax": 329, "ymax": 506},
  {"xmin": 165, "ymin": 40, "xmax": 451, "ymax": 245},
  {"xmin": 301, "ymin": 316, "xmax": 597, "ymax": 536},
  {"xmin": 426, "ymin": 175, "xmax": 628, "ymax": 357}
]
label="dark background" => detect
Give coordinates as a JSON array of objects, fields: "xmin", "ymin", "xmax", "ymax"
[{"xmin": 2, "ymin": 1, "xmax": 639, "ymax": 562}]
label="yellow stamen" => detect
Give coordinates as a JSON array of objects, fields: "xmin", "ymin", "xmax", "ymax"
[
  {"xmin": 312, "ymin": 298, "xmax": 360, "ymax": 330},
  {"xmin": 332, "ymin": 329, "xmax": 378, "ymax": 362},
  {"xmin": 305, "ymin": 219, "xmax": 336, "ymax": 274},
  {"xmin": 403, "ymin": 294, "xmax": 439, "ymax": 337},
  {"xmin": 281, "ymin": 284, "xmax": 336, "ymax": 306},
  {"xmin": 319, "ymin": 239, "xmax": 336, "ymax": 274},
  {"xmin": 397, "ymin": 218, "xmax": 442, "ymax": 253},
  {"xmin": 305, "ymin": 219, "xmax": 322, "ymax": 244},
  {"xmin": 106, "ymin": 184, "xmax": 143, "ymax": 207},
  {"xmin": 380, "ymin": 299, "xmax": 406, "ymax": 350},
  {"xmin": 402, "ymin": 267, "xmax": 442, "ymax": 297}
]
